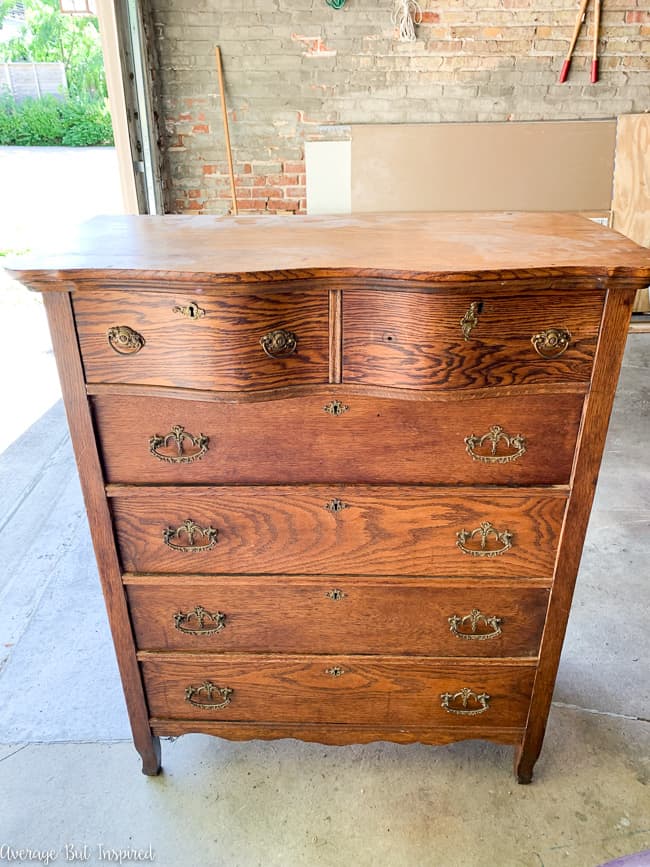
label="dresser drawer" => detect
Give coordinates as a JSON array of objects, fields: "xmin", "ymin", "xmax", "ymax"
[
  {"xmin": 140, "ymin": 655, "xmax": 536, "ymax": 727},
  {"xmin": 126, "ymin": 578, "xmax": 549, "ymax": 657},
  {"xmin": 110, "ymin": 485, "xmax": 566, "ymax": 578},
  {"xmin": 344, "ymin": 288, "xmax": 604, "ymax": 390},
  {"xmin": 73, "ymin": 289, "xmax": 329, "ymax": 390},
  {"xmin": 94, "ymin": 390, "xmax": 583, "ymax": 486}
]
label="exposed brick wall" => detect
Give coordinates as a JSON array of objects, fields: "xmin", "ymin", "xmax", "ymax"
[{"xmin": 150, "ymin": 0, "xmax": 650, "ymax": 215}]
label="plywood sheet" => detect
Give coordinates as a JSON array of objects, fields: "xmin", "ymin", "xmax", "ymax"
[
  {"xmin": 351, "ymin": 121, "xmax": 616, "ymax": 214},
  {"xmin": 612, "ymin": 114, "xmax": 650, "ymax": 313}
]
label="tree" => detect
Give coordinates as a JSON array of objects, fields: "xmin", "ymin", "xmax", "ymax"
[{"xmin": 0, "ymin": 0, "xmax": 107, "ymax": 98}]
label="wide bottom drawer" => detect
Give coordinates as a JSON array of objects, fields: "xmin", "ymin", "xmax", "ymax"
[
  {"xmin": 127, "ymin": 577, "xmax": 550, "ymax": 657},
  {"xmin": 140, "ymin": 655, "xmax": 536, "ymax": 728}
]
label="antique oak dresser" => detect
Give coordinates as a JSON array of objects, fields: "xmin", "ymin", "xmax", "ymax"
[{"xmin": 9, "ymin": 212, "xmax": 650, "ymax": 782}]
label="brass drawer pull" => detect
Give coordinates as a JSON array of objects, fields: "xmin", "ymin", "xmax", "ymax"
[
  {"xmin": 323, "ymin": 400, "xmax": 349, "ymax": 416},
  {"xmin": 325, "ymin": 588, "xmax": 347, "ymax": 601},
  {"xmin": 325, "ymin": 498, "xmax": 348, "ymax": 513},
  {"xmin": 107, "ymin": 325, "xmax": 145, "ymax": 355},
  {"xmin": 465, "ymin": 425, "xmax": 526, "ymax": 464},
  {"xmin": 260, "ymin": 328, "xmax": 297, "ymax": 358},
  {"xmin": 448, "ymin": 609, "xmax": 503, "ymax": 640},
  {"xmin": 325, "ymin": 666, "xmax": 346, "ymax": 677},
  {"xmin": 185, "ymin": 681, "xmax": 233, "ymax": 710},
  {"xmin": 173, "ymin": 301, "xmax": 205, "ymax": 319},
  {"xmin": 531, "ymin": 327, "xmax": 572, "ymax": 358},
  {"xmin": 149, "ymin": 425, "xmax": 209, "ymax": 464},
  {"xmin": 174, "ymin": 605, "xmax": 226, "ymax": 636},
  {"xmin": 456, "ymin": 521, "xmax": 513, "ymax": 557},
  {"xmin": 441, "ymin": 688, "xmax": 491, "ymax": 716},
  {"xmin": 163, "ymin": 519, "xmax": 218, "ymax": 552},
  {"xmin": 460, "ymin": 301, "xmax": 482, "ymax": 340}
]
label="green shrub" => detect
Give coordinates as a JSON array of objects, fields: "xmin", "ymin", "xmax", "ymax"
[{"xmin": 0, "ymin": 95, "xmax": 113, "ymax": 147}]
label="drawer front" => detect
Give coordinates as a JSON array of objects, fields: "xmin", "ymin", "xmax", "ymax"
[
  {"xmin": 141, "ymin": 655, "xmax": 536, "ymax": 727},
  {"xmin": 344, "ymin": 288, "xmax": 604, "ymax": 390},
  {"xmin": 127, "ymin": 578, "xmax": 550, "ymax": 657},
  {"xmin": 73, "ymin": 290, "xmax": 329, "ymax": 390},
  {"xmin": 94, "ymin": 391, "xmax": 583, "ymax": 486},
  {"xmin": 111, "ymin": 486, "xmax": 566, "ymax": 578}
]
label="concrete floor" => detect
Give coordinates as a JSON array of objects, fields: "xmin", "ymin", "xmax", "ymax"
[{"xmin": 0, "ymin": 309, "xmax": 648, "ymax": 866}]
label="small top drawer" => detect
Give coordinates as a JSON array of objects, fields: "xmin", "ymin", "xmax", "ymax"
[
  {"xmin": 343, "ymin": 287, "xmax": 604, "ymax": 390},
  {"xmin": 73, "ymin": 289, "xmax": 329, "ymax": 390}
]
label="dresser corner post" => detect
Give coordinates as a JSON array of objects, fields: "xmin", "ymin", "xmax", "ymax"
[
  {"xmin": 513, "ymin": 743, "xmax": 535, "ymax": 785},
  {"xmin": 41, "ymin": 290, "xmax": 162, "ymax": 778}
]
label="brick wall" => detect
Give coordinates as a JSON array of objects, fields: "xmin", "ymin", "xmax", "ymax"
[{"xmin": 150, "ymin": 0, "xmax": 650, "ymax": 215}]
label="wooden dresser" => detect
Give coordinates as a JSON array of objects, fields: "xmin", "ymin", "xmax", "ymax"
[{"xmin": 9, "ymin": 212, "xmax": 650, "ymax": 783}]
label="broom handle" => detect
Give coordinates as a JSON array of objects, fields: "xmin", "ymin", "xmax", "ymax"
[
  {"xmin": 591, "ymin": 0, "xmax": 601, "ymax": 82},
  {"xmin": 559, "ymin": 0, "xmax": 591, "ymax": 82},
  {"xmin": 215, "ymin": 46, "xmax": 238, "ymax": 216}
]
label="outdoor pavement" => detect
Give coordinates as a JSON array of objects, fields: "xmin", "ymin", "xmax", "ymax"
[{"xmin": 0, "ymin": 147, "xmax": 648, "ymax": 867}]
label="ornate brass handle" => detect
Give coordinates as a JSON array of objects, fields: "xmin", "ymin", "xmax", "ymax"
[
  {"xmin": 460, "ymin": 301, "xmax": 482, "ymax": 340},
  {"xmin": 325, "ymin": 498, "xmax": 348, "ymax": 513},
  {"xmin": 325, "ymin": 666, "xmax": 346, "ymax": 677},
  {"xmin": 173, "ymin": 301, "xmax": 205, "ymax": 319},
  {"xmin": 174, "ymin": 606, "xmax": 226, "ymax": 635},
  {"xmin": 531, "ymin": 327, "xmax": 572, "ymax": 358},
  {"xmin": 464, "ymin": 425, "xmax": 527, "ymax": 464},
  {"xmin": 448, "ymin": 609, "xmax": 503, "ymax": 640},
  {"xmin": 185, "ymin": 681, "xmax": 233, "ymax": 710},
  {"xmin": 323, "ymin": 400, "xmax": 349, "ymax": 416},
  {"xmin": 149, "ymin": 425, "xmax": 209, "ymax": 464},
  {"xmin": 259, "ymin": 329, "xmax": 297, "ymax": 358},
  {"xmin": 163, "ymin": 519, "xmax": 218, "ymax": 552},
  {"xmin": 107, "ymin": 325, "xmax": 145, "ymax": 355},
  {"xmin": 325, "ymin": 588, "xmax": 347, "ymax": 601},
  {"xmin": 441, "ymin": 688, "xmax": 491, "ymax": 716},
  {"xmin": 456, "ymin": 521, "xmax": 513, "ymax": 557}
]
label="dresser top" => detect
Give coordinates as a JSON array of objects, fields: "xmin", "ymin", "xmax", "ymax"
[{"xmin": 7, "ymin": 211, "xmax": 650, "ymax": 291}]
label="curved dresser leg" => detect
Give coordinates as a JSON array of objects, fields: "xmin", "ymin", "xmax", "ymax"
[
  {"xmin": 514, "ymin": 743, "xmax": 537, "ymax": 784},
  {"xmin": 139, "ymin": 735, "xmax": 162, "ymax": 776}
]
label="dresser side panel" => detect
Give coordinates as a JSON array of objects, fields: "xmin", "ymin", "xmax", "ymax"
[{"xmin": 42, "ymin": 291, "xmax": 160, "ymax": 775}]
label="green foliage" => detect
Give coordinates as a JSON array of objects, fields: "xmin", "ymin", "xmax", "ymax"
[
  {"xmin": 0, "ymin": 94, "xmax": 114, "ymax": 146},
  {"xmin": 0, "ymin": 0, "xmax": 107, "ymax": 98}
]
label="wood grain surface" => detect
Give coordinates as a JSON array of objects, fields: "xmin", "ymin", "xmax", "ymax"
[
  {"xmin": 126, "ymin": 577, "xmax": 549, "ymax": 657},
  {"xmin": 149, "ymin": 718, "xmax": 524, "ymax": 746},
  {"xmin": 109, "ymin": 485, "xmax": 567, "ymax": 578},
  {"xmin": 7, "ymin": 212, "xmax": 650, "ymax": 292},
  {"xmin": 344, "ymin": 288, "xmax": 603, "ymax": 389},
  {"xmin": 73, "ymin": 289, "xmax": 329, "ymax": 390},
  {"xmin": 140, "ymin": 654, "xmax": 537, "ymax": 727},
  {"xmin": 93, "ymin": 390, "xmax": 584, "ymax": 486}
]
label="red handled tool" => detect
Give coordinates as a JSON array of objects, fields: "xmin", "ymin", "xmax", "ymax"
[{"xmin": 559, "ymin": 0, "xmax": 601, "ymax": 83}]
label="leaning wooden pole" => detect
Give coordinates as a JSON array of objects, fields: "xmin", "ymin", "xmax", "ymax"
[{"xmin": 215, "ymin": 46, "xmax": 238, "ymax": 215}]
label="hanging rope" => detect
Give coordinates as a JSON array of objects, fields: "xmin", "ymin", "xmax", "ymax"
[{"xmin": 392, "ymin": 0, "xmax": 422, "ymax": 41}]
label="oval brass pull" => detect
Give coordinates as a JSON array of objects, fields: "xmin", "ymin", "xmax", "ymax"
[
  {"xmin": 325, "ymin": 666, "xmax": 346, "ymax": 677},
  {"xmin": 448, "ymin": 609, "xmax": 503, "ymax": 640},
  {"xmin": 107, "ymin": 325, "xmax": 145, "ymax": 355},
  {"xmin": 260, "ymin": 329, "xmax": 297, "ymax": 358},
  {"xmin": 185, "ymin": 681, "xmax": 233, "ymax": 710},
  {"xmin": 441, "ymin": 688, "xmax": 491, "ymax": 716},
  {"xmin": 325, "ymin": 498, "xmax": 348, "ymax": 513},
  {"xmin": 174, "ymin": 606, "xmax": 226, "ymax": 635},
  {"xmin": 456, "ymin": 521, "xmax": 513, "ymax": 557},
  {"xmin": 460, "ymin": 301, "xmax": 482, "ymax": 340},
  {"xmin": 173, "ymin": 301, "xmax": 205, "ymax": 319},
  {"xmin": 323, "ymin": 400, "xmax": 349, "ymax": 416},
  {"xmin": 531, "ymin": 327, "xmax": 571, "ymax": 358},
  {"xmin": 464, "ymin": 425, "xmax": 527, "ymax": 464},
  {"xmin": 149, "ymin": 425, "xmax": 209, "ymax": 464},
  {"xmin": 163, "ymin": 519, "xmax": 218, "ymax": 553},
  {"xmin": 325, "ymin": 588, "xmax": 347, "ymax": 601}
]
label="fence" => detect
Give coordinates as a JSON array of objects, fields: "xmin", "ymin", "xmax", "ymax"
[{"xmin": 0, "ymin": 62, "xmax": 67, "ymax": 102}]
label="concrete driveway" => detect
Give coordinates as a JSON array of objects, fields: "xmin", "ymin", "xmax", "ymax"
[{"xmin": 0, "ymin": 146, "xmax": 123, "ymax": 453}]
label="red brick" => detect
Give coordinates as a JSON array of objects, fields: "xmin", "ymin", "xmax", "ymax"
[
  {"xmin": 187, "ymin": 189, "xmax": 202, "ymax": 198},
  {"xmin": 202, "ymin": 165, "xmax": 218, "ymax": 175},
  {"xmin": 252, "ymin": 186, "xmax": 284, "ymax": 198},
  {"xmin": 192, "ymin": 124, "xmax": 210, "ymax": 134},
  {"xmin": 283, "ymin": 161, "xmax": 305, "ymax": 174},
  {"xmin": 283, "ymin": 186, "xmax": 306, "ymax": 198},
  {"xmin": 625, "ymin": 10, "xmax": 649, "ymax": 22},
  {"xmin": 238, "ymin": 199, "xmax": 271, "ymax": 210},
  {"xmin": 419, "ymin": 12, "xmax": 440, "ymax": 23}
]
